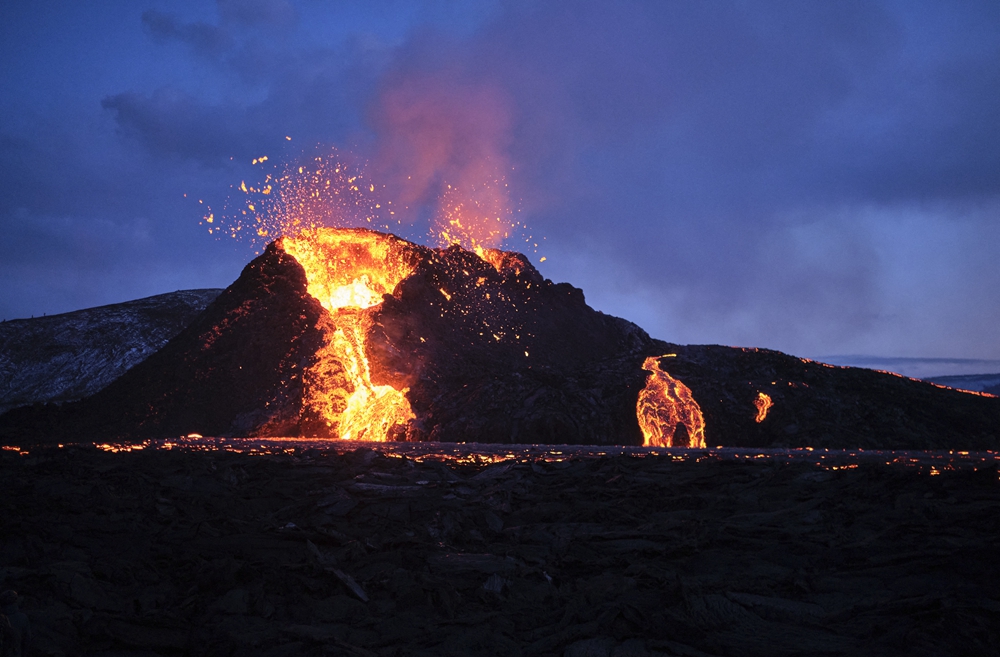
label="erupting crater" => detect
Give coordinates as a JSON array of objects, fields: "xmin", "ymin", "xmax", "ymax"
[{"xmin": 281, "ymin": 229, "xmax": 419, "ymax": 440}]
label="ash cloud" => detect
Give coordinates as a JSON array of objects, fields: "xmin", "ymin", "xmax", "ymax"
[{"xmin": 366, "ymin": 67, "xmax": 516, "ymax": 243}]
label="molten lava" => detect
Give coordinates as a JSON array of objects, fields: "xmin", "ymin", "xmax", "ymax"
[
  {"xmin": 754, "ymin": 392, "xmax": 773, "ymax": 423},
  {"xmin": 281, "ymin": 228, "xmax": 418, "ymax": 440},
  {"xmin": 637, "ymin": 356, "xmax": 706, "ymax": 448}
]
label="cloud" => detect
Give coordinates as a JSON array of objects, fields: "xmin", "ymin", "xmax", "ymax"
[
  {"xmin": 141, "ymin": 0, "xmax": 296, "ymax": 54},
  {"xmin": 217, "ymin": 0, "xmax": 296, "ymax": 29},
  {"xmin": 349, "ymin": 0, "xmax": 1000, "ymax": 356},
  {"xmin": 101, "ymin": 89, "xmax": 270, "ymax": 165},
  {"xmin": 106, "ymin": 3, "xmax": 388, "ymax": 166},
  {"xmin": 141, "ymin": 9, "xmax": 232, "ymax": 57}
]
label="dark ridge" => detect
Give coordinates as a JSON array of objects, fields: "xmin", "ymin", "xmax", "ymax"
[
  {"xmin": 368, "ymin": 242, "xmax": 654, "ymax": 445},
  {"xmin": 1, "ymin": 231, "xmax": 998, "ymax": 449},
  {"xmin": 0, "ymin": 243, "xmax": 327, "ymax": 441},
  {"xmin": 653, "ymin": 346, "xmax": 1000, "ymax": 451}
]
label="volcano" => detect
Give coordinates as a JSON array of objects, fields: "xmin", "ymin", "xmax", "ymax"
[{"xmin": 2, "ymin": 227, "xmax": 999, "ymax": 449}]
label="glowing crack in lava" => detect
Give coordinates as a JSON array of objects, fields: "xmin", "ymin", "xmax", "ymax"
[
  {"xmin": 281, "ymin": 228, "xmax": 418, "ymax": 440},
  {"xmin": 637, "ymin": 356, "xmax": 706, "ymax": 448},
  {"xmin": 754, "ymin": 392, "xmax": 773, "ymax": 423}
]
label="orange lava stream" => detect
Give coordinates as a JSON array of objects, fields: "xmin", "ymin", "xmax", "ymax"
[
  {"xmin": 637, "ymin": 356, "xmax": 706, "ymax": 448},
  {"xmin": 754, "ymin": 392, "xmax": 773, "ymax": 423},
  {"xmin": 281, "ymin": 228, "xmax": 416, "ymax": 440}
]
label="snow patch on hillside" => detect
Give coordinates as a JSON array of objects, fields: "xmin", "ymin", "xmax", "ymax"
[{"xmin": 0, "ymin": 289, "xmax": 221, "ymax": 413}]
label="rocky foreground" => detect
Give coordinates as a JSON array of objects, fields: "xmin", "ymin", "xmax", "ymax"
[{"xmin": 2, "ymin": 444, "xmax": 998, "ymax": 656}]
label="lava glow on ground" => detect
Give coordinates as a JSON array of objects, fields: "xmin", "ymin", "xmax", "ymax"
[{"xmin": 7, "ymin": 440, "xmax": 995, "ymax": 477}]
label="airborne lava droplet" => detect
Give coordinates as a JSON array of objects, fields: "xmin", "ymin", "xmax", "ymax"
[{"xmin": 637, "ymin": 356, "xmax": 706, "ymax": 448}]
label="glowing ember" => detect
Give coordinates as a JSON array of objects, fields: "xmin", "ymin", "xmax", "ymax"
[
  {"xmin": 203, "ymin": 146, "xmax": 543, "ymax": 262},
  {"xmin": 754, "ymin": 392, "xmax": 773, "ymax": 423},
  {"xmin": 281, "ymin": 228, "xmax": 419, "ymax": 441},
  {"xmin": 201, "ymin": 149, "xmax": 393, "ymax": 245},
  {"xmin": 434, "ymin": 178, "xmax": 513, "ymax": 253},
  {"xmin": 637, "ymin": 356, "xmax": 706, "ymax": 448},
  {"xmin": 201, "ymin": 144, "xmax": 543, "ymax": 442}
]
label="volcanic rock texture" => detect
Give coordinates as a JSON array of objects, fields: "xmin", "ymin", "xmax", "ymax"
[
  {"xmin": 2, "ymin": 444, "xmax": 999, "ymax": 656},
  {"xmin": 1, "ymin": 228, "xmax": 999, "ymax": 449},
  {"xmin": 661, "ymin": 347, "xmax": 1000, "ymax": 450}
]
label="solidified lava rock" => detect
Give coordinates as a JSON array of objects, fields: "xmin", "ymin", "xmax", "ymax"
[
  {"xmin": 364, "ymin": 240, "xmax": 654, "ymax": 445},
  {"xmin": 656, "ymin": 346, "xmax": 1000, "ymax": 450},
  {"xmin": 0, "ymin": 232, "xmax": 656, "ymax": 444},
  {"xmin": 0, "ymin": 242, "xmax": 330, "ymax": 440},
  {"xmin": 5, "ymin": 445, "xmax": 1000, "ymax": 656},
  {"xmin": 1, "ymin": 228, "xmax": 999, "ymax": 449}
]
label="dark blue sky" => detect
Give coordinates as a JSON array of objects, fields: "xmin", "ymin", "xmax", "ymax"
[{"xmin": 2, "ymin": 0, "xmax": 999, "ymax": 367}]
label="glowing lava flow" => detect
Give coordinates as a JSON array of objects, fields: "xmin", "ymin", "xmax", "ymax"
[
  {"xmin": 754, "ymin": 392, "xmax": 773, "ymax": 423},
  {"xmin": 281, "ymin": 228, "xmax": 417, "ymax": 440},
  {"xmin": 637, "ymin": 356, "xmax": 706, "ymax": 448}
]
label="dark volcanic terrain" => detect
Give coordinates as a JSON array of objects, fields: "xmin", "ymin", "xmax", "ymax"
[
  {"xmin": 1, "ymin": 444, "xmax": 997, "ymax": 656},
  {"xmin": 2, "ymin": 232, "xmax": 996, "ymax": 657},
  {"xmin": 1, "ymin": 230, "xmax": 998, "ymax": 450}
]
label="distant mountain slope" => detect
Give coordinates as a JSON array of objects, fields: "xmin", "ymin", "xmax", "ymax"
[
  {"xmin": 925, "ymin": 373, "xmax": 1000, "ymax": 396},
  {"xmin": 0, "ymin": 289, "xmax": 222, "ymax": 413},
  {"xmin": 816, "ymin": 355, "xmax": 1000, "ymax": 379}
]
